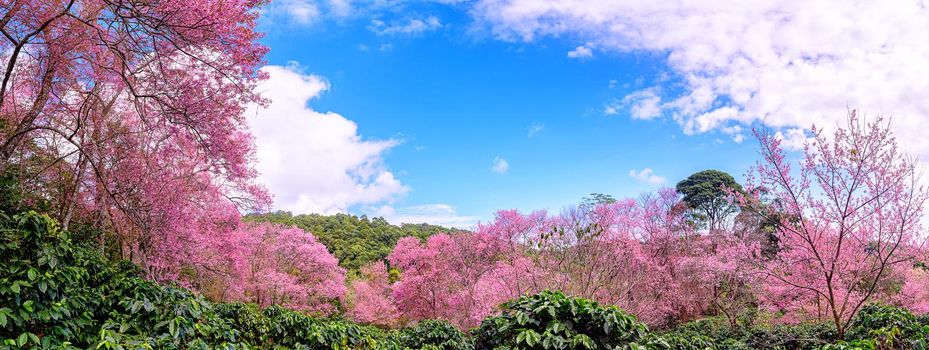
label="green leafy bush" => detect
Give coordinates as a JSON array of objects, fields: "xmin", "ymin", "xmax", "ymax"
[
  {"xmin": 821, "ymin": 339, "xmax": 877, "ymax": 350},
  {"xmin": 0, "ymin": 211, "xmax": 94, "ymax": 348},
  {"xmin": 216, "ymin": 303, "xmax": 389, "ymax": 349},
  {"xmin": 1, "ymin": 211, "xmax": 246, "ymax": 349},
  {"xmin": 665, "ymin": 317, "xmax": 838, "ymax": 350},
  {"xmin": 473, "ymin": 290, "xmax": 650, "ymax": 350},
  {"xmin": 389, "ymin": 320, "xmax": 474, "ymax": 350},
  {"xmin": 839, "ymin": 304, "xmax": 929, "ymax": 350},
  {"xmin": 642, "ymin": 331, "xmax": 719, "ymax": 350},
  {"xmin": 741, "ymin": 323, "xmax": 837, "ymax": 350}
]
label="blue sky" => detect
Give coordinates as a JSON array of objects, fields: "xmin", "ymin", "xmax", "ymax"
[{"xmin": 246, "ymin": 0, "xmax": 929, "ymax": 227}]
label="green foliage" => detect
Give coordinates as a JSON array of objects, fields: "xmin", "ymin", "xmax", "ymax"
[
  {"xmin": 245, "ymin": 211, "xmax": 462, "ymax": 272},
  {"xmin": 472, "ymin": 290, "xmax": 650, "ymax": 350},
  {"xmin": 215, "ymin": 303, "xmax": 389, "ymax": 349},
  {"xmin": 92, "ymin": 274, "xmax": 244, "ymax": 349},
  {"xmin": 580, "ymin": 193, "xmax": 617, "ymax": 208},
  {"xmin": 675, "ymin": 170, "xmax": 743, "ymax": 229},
  {"xmin": 662, "ymin": 306, "xmax": 929, "ymax": 350},
  {"xmin": 0, "ymin": 168, "xmax": 50, "ymax": 216},
  {"xmin": 641, "ymin": 330, "xmax": 719, "ymax": 350},
  {"xmin": 0, "ymin": 211, "xmax": 93, "ymax": 349},
  {"xmin": 663, "ymin": 317, "xmax": 838, "ymax": 350},
  {"xmin": 0, "ymin": 211, "xmax": 245, "ymax": 349},
  {"xmin": 389, "ymin": 320, "xmax": 474, "ymax": 350},
  {"xmin": 740, "ymin": 323, "xmax": 837, "ymax": 350},
  {"xmin": 821, "ymin": 339, "xmax": 877, "ymax": 350},
  {"xmin": 841, "ymin": 304, "xmax": 929, "ymax": 350}
]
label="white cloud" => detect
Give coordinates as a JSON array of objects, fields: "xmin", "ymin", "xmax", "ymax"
[
  {"xmin": 721, "ymin": 125, "xmax": 745, "ymax": 143},
  {"xmin": 264, "ymin": 0, "xmax": 321, "ymax": 25},
  {"xmin": 379, "ymin": 43, "xmax": 393, "ymax": 52},
  {"xmin": 629, "ymin": 168, "xmax": 667, "ymax": 185},
  {"xmin": 603, "ymin": 103, "xmax": 619, "ymax": 115},
  {"xmin": 285, "ymin": 0, "xmax": 321, "ymax": 24},
  {"xmin": 328, "ymin": 0, "xmax": 353, "ymax": 17},
  {"xmin": 370, "ymin": 15, "xmax": 442, "ymax": 36},
  {"xmin": 264, "ymin": 0, "xmax": 358, "ymax": 25},
  {"xmin": 603, "ymin": 88, "xmax": 661, "ymax": 118},
  {"xmin": 567, "ymin": 45, "xmax": 593, "ymax": 59},
  {"xmin": 491, "ymin": 156, "xmax": 509, "ymax": 173},
  {"xmin": 775, "ymin": 128, "xmax": 810, "ymax": 150},
  {"xmin": 372, "ymin": 204, "xmax": 480, "ymax": 229},
  {"xmin": 246, "ymin": 64, "xmax": 409, "ymax": 215},
  {"xmin": 622, "ymin": 88, "xmax": 662, "ymax": 120},
  {"xmin": 528, "ymin": 123, "xmax": 545, "ymax": 137},
  {"xmin": 469, "ymin": 0, "xmax": 929, "ymax": 159}
]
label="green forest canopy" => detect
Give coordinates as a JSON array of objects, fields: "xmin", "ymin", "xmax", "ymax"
[{"xmin": 245, "ymin": 212, "xmax": 464, "ymax": 272}]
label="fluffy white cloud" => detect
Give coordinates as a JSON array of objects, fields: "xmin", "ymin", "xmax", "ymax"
[
  {"xmin": 491, "ymin": 156, "xmax": 510, "ymax": 173},
  {"xmin": 629, "ymin": 168, "xmax": 666, "ymax": 185},
  {"xmin": 370, "ymin": 15, "xmax": 442, "ymax": 36},
  {"xmin": 371, "ymin": 204, "xmax": 480, "ymax": 228},
  {"xmin": 288, "ymin": 0, "xmax": 321, "ymax": 24},
  {"xmin": 469, "ymin": 0, "xmax": 929, "ymax": 159},
  {"xmin": 266, "ymin": 0, "xmax": 321, "ymax": 25},
  {"xmin": 775, "ymin": 127, "xmax": 810, "ymax": 150},
  {"xmin": 246, "ymin": 64, "xmax": 409, "ymax": 215},
  {"xmin": 567, "ymin": 45, "xmax": 593, "ymax": 59},
  {"xmin": 622, "ymin": 88, "xmax": 662, "ymax": 120}
]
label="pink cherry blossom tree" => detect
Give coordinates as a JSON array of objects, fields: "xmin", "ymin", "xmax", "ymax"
[
  {"xmin": 0, "ymin": 0, "xmax": 269, "ymax": 278},
  {"xmin": 745, "ymin": 111, "xmax": 927, "ymax": 338},
  {"xmin": 890, "ymin": 263, "xmax": 929, "ymax": 314},
  {"xmin": 680, "ymin": 232, "xmax": 761, "ymax": 328},
  {"xmin": 389, "ymin": 233, "xmax": 509, "ymax": 328},
  {"xmin": 346, "ymin": 261, "xmax": 401, "ymax": 326},
  {"xmin": 388, "ymin": 190, "xmax": 714, "ymax": 328},
  {"xmin": 200, "ymin": 222, "xmax": 347, "ymax": 315}
]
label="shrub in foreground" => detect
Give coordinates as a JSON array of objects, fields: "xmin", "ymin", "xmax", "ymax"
[
  {"xmin": 833, "ymin": 304, "xmax": 929, "ymax": 350},
  {"xmin": 390, "ymin": 320, "xmax": 474, "ymax": 350},
  {"xmin": 472, "ymin": 290, "xmax": 650, "ymax": 349}
]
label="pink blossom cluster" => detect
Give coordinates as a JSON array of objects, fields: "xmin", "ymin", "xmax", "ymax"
[
  {"xmin": 0, "ymin": 0, "xmax": 270, "ymax": 284},
  {"xmin": 742, "ymin": 112, "xmax": 928, "ymax": 337},
  {"xmin": 347, "ymin": 190, "xmax": 764, "ymax": 328},
  {"xmin": 201, "ymin": 222, "xmax": 347, "ymax": 314},
  {"xmin": 348, "ymin": 113, "xmax": 929, "ymax": 333}
]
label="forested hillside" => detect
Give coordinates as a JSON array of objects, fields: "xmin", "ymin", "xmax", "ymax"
[{"xmin": 245, "ymin": 212, "xmax": 464, "ymax": 272}]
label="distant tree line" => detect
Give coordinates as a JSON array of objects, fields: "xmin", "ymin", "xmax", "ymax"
[{"xmin": 245, "ymin": 211, "xmax": 464, "ymax": 273}]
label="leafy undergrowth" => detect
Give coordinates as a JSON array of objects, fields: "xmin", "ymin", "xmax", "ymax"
[{"xmin": 2, "ymin": 211, "xmax": 927, "ymax": 349}]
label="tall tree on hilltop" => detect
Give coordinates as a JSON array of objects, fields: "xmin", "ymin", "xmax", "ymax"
[{"xmin": 676, "ymin": 169, "xmax": 744, "ymax": 231}]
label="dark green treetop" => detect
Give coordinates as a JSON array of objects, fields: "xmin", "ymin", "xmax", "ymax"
[{"xmin": 675, "ymin": 170, "xmax": 743, "ymax": 231}]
